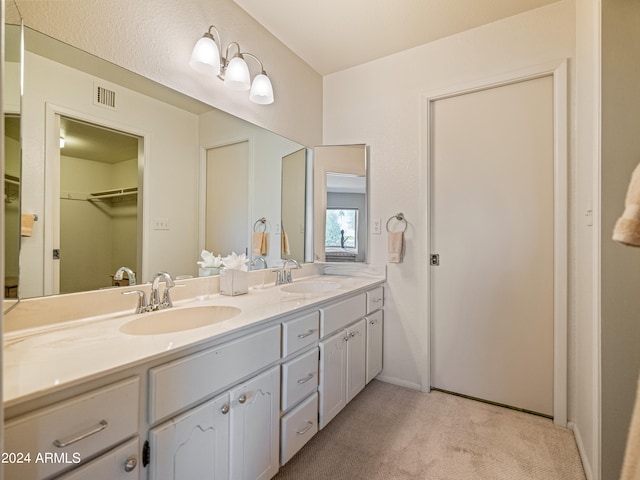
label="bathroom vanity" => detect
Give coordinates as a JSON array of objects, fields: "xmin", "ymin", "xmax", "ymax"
[{"xmin": 3, "ymin": 268, "xmax": 384, "ymax": 479}]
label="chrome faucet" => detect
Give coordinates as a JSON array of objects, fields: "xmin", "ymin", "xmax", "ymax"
[
  {"xmin": 150, "ymin": 271, "xmax": 177, "ymax": 310},
  {"xmin": 251, "ymin": 257, "xmax": 268, "ymax": 270},
  {"xmin": 114, "ymin": 266, "xmax": 136, "ymax": 286},
  {"xmin": 272, "ymin": 259, "xmax": 301, "ymax": 285}
]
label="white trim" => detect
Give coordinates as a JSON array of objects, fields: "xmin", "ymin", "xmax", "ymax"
[
  {"xmin": 420, "ymin": 60, "xmax": 569, "ymax": 425},
  {"xmin": 43, "ymin": 103, "xmax": 151, "ymax": 291},
  {"xmin": 570, "ymin": 421, "xmax": 594, "ymax": 480},
  {"xmin": 375, "ymin": 375, "xmax": 422, "ymax": 391}
]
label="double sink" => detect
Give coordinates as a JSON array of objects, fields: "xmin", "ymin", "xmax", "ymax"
[{"xmin": 118, "ymin": 279, "xmax": 341, "ymax": 336}]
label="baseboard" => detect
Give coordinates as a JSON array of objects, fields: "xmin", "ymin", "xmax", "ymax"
[
  {"xmin": 374, "ymin": 375, "xmax": 422, "ymax": 391},
  {"xmin": 569, "ymin": 421, "xmax": 594, "ymax": 480}
]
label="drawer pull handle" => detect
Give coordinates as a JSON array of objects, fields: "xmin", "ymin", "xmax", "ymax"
[
  {"xmin": 297, "ymin": 373, "xmax": 314, "ymax": 384},
  {"xmin": 238, "ymin": 394, "xmax": 247, "ymax": 404},
  {"xmin": 297, "ymin": 329, "xmax": 316, "ymax": 339},
  {"xmin": 296, "ymin": 421, "xmax": 314, "ymax": 435},
  {"xmin": 53, "ymin": 420, "xmax": 108, "ymax": 448}
]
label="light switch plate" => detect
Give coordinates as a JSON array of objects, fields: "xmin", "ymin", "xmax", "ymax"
[
  {"xmin": 372, "ymin": 218, "xmax": 382, "ymax": 235},
  {"xmin": 153, "ymin": 217, "xmax": 170, "ymax": 230}
]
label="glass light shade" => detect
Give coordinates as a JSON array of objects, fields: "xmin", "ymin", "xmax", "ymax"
[
  {"xmin": 224, "ymin": 56, "xmax": 251, "ymax": 91},
  {"xmin": 249, "ymin": 73, "xmax": 274, "ymax": 105},
  {"xmin": 189, "ymin": 35, "xmax": 221, "ymax": 77}
]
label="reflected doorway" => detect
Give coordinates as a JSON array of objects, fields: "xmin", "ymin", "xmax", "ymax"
[
  {"xmin": 56, "ymin": 116, "xmax": 141, "ymax": 293},
  {"xmin": 205, "ymin": 141, "xmax": 250, "ymax": 258}
]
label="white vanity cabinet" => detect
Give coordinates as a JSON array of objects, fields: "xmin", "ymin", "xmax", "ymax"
[
  {"xmin": 148, "ymin": 365, "xmax": 280, "ymax": 480},
  {"xmin": 53, "ymin": 438, "xmax": 140, "ymax": 480},
  {"xmin": 318, "ymin": 318, "xmax": 366, "ymax": 428},
  {"xmin": 365, "ymin": 286, "xmax": 384, "ymax": 384}
]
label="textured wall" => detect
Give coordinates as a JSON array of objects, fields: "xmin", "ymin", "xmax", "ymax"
[{"xmin": 14, "ymin": 0, "xmax": 322, "ymax": 147}]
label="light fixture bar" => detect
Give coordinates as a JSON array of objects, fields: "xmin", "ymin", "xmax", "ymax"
[{"xmin": 190, "ymin": 25, "xmax": 274, "ymax": 105}]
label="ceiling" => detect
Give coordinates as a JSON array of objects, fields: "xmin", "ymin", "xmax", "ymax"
[
  {"xmin": 233, "ymin": 0, "xmax": 561, "ymax": 75},
  {"xmin": 60, "ymin": 117, "xmax": 139, "ymax": 164}
]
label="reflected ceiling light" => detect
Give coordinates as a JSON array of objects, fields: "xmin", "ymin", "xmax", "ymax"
[
  {"xmin": 190, "ymin": 25, "xmax": 274, "ymax": 105},
  {"xmin": 59, "ymin": 136, "xmax": 65, "ymax": 148}
]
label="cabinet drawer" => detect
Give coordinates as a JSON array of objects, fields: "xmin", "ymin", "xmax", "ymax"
[
  {"xmin": 149, "ymin": 325, "xmax": 280, "ymax": 423},
  {"xmin": 366, "ymin": 286, "xmax": 384, "ymax": 313},
  {"xmin": 282, "ymin": 311, "xmax": 319, "ymax": 357},
  {"xmin": 280, "ymin": 392, "xmax": 318, "ymax": 465},
  {"xmin": 281, "ymin": 348, "xmax": 319, "ymax": 411},
  {"xmin": 54, "ymin": 437, "xmax": 139, "ymax": 479},
  {"xmin": 319, "ymin": 293, "xmax": 366, "ymax": 337},
  {"xmin": 5, "ymin": 377, "xmax": 139, "ymax": 480}
]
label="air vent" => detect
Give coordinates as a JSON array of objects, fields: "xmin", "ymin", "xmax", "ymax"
[{"xmin": 94, "ymin": 84, "xmax": 116, "ymax": 109}]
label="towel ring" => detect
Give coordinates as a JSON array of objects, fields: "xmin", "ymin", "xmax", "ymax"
[
  {"xmin": 253, "ymin": 217, "xmax": 269, "ymax": 232},
  {"xmin": 386, "ymin": 213, "xmax": 407, "ymax": 233}
]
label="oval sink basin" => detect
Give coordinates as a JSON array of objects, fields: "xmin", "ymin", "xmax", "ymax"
[
  {"xmin": 120, "ymin": 305, "xmax": 241, "ymax": 335},
  {"xmin": 281, "ymin": 280, "xmax": 340, "ymax": 294}
]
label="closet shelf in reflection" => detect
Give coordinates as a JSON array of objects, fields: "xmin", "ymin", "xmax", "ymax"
[
  {"xmin": 58, "ymin": 187, "xmax": 138, "ymax": 203},
  {"xmin": 4, "ymin": 175, "xmax": 20, "ymax": 204}
]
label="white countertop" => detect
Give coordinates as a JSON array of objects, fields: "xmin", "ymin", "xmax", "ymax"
[{"xmin": 3, "ymin": 273, "xmax": 384, "ymax": 408}]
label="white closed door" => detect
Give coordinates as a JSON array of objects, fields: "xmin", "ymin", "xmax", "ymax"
[
  {"xmin": 430, "ymin": 75, "xmax": 555, "ymax": 416},
  {"xmin": 205, "ymin": 141, "xmax": 249, "ymax": 257}
]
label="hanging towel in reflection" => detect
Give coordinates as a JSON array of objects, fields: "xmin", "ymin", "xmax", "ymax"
[
  {"xmin": 282, "ymin": 230, "xmax": 291, "ymax": 256},
  {"xmin": 21, "ymin": 214, "xmax": 35, "ymax": 237},
  {"xmin": 252, "ymin": 232, "xmax": 268, "ymax": 256},
  {"xmin": 613, "ymin": 162, "xmax": 640, "ymax": 246},
  {"xmin": 388, "ymin": 231, "xmax": 405, "ymax": 263}
]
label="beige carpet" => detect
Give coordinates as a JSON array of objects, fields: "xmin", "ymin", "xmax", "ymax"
[{"xmin": 275, "ymin": 380, "xmax": 586, "ymax": 480}]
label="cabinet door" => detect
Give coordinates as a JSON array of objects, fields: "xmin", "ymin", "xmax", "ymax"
[
  {"xmin": 366, "ymin": 310, "xmax": 384, "ymax": 384},
  {"xmin": 148, "ymin": 393, "xmax": 230, "ymax": 480},
  {"xmin": 346, "ymin": 318, "xmax": 367, "ymax": 403},
  {"xmin": 229, "ymin": 365, "xmax": 280, "ymax": 480},
  {"xmin": 319, "ymin": 329, "xmax": 347, "ymax": 429}
]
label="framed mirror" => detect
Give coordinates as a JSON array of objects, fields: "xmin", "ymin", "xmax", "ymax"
[
  {"xmin": 313, "ymin": 145, "xmax": 368, "ymax": 263},
  {"xmin": 11, "ymin": 26, "xmax": 308, "ymax": 301}
]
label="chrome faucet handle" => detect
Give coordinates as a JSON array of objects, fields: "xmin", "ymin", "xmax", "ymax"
[
  {"xmin": 283, "ymin": 259, "xmax": 301, "ymax": 283},
  {"xmin": 271, "ymin": 269, "xmax": 285, "ymax": 285},
  {"xmin": 122, "ymin": 289, "xmax": 150, "ymax": 314},
  {"xmin": 162, "ymin": 283, "xmax": 185, "ymax": 308}
]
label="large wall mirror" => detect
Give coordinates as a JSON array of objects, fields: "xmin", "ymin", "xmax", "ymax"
[{"xmin": 3, "ymin": 22, "xmax": 369, "ymax": 309}]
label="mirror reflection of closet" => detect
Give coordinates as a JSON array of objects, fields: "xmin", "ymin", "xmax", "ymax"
[
  {"xmin": 56, "ymin": 116, "xmax": 141, "ymax": 294},
  {"xmin": 281, "ymin": 148, "xmax": 307, "ymax": 264}
]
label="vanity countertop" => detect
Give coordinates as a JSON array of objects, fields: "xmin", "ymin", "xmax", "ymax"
[{"xmin": 3, "ymin": 272, "xmax": 385, "ymax": 408}]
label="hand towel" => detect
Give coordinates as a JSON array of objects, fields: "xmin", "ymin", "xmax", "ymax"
[
  {"xmin": 261, "ymin": 232, "xmax": 269, "ymax": 255},
  {"xmin": 252, "ymin": 232, "xmax": 265, "ymax": 255},
  {"xmin": 388, "ymin": 231, "xmax": 405, "ymax": 263},
  {"xmin": 21, "ymin": 214, "xmax": 35, "ymax": 237},
  {"xmin": 281, "ymin": 230, "xmax": 291, "ymax": 255},
  {"xmin": 621, "ymin": 374, "xmax": 640, "ymax": 480},
  {"xmin": 613, "ymin": 162, "xmax": 640, "ymax": 246}
]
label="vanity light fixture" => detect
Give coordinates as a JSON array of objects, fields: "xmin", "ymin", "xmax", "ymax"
[{"xmin": 190, "ymin": 25, "xmax": 274, "ymax": 105}]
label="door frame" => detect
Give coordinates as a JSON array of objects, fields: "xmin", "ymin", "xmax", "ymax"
[
  {"xmin": 44, "ymin": 103, "xmax": 149, "ymax": 294},
  {"xmin": 419, "ymin": 60, "xmax": 568, "ymax": 426}
]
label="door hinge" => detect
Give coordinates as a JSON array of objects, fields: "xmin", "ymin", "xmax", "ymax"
[
  {"xmin": 430, "ymin": 254, "xmax": 440, "ymax": 266},
  {"xmin": 142, "ymin": 440, "xmax": 150, "ymax": 468},
  {"xmin": 52, "ymin": 249, "xmax": 60, "ymax": 260}
]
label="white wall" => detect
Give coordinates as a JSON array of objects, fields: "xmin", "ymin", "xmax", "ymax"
[
  {"xmin": 322, "ymin": 0, "xmax": 600, "ymax": 472},
  {"xmin": 15, "ymin": 0, "xmax": 323, "ymax": 148},
  {"xmin": 21, "ymin": 51, "xmax": 201, "ymax": 297}
]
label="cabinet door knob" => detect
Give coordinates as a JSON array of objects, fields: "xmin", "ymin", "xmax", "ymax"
[
  {"xmin": 220, "ymin": 404, "xmax": 230, "ymax": 414},
  {"xmin": 124, "ymin": 456, "xmax": 137, "ymax": 472},
  {"xmin": 238, "ymin": 394, "xmax": 247, "ymax": 404}
]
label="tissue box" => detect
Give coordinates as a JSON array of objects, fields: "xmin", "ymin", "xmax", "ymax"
[{"xmin": 220, "ymin": 269, "xmax": 248, "ymax": 296}]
